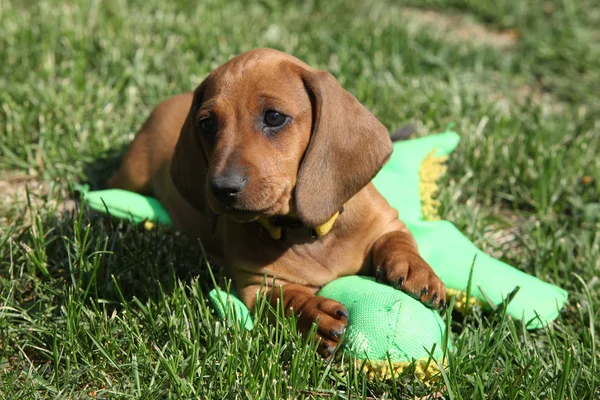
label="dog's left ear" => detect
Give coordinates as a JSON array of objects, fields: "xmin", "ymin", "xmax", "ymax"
[
  {"xmin": 295, "ymin": 70, "xmax": 392, "ymax": 227},
  {"xmin": 170, "ymin": 82, "xmax": 219, "ymax": 231}
]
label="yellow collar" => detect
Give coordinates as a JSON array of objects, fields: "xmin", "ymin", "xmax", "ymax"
[{"xmin": 257, "ymin": 209, "xmax": 342, "ymax": 240}]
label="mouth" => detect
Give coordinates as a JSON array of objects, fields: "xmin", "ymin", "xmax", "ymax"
[
  {"xmin": 209, "ymin": 203, "xmax": 271, "ymax": 223},
  {"xmin": 224, "ymin": 209, "xmax": 262, "ymax": 223},
  {"xmin": 207, "ymin": 190, "xmax": 288, "ymax": 223}
]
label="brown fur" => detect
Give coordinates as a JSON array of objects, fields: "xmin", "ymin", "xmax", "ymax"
[{"xmin": 109, "ymin": 48, "xmax": 445, "ymax": 357}]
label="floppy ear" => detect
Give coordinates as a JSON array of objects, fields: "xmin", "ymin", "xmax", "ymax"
[
  {"xmin": 170, "ymin": 84, "xmax": 216, "ymax": 225},
  {"xmin": 295, "ymin": 70, "xmax": 393, "ymax": 227}
]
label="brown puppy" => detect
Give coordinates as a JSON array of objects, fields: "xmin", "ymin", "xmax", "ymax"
[{"xmin": 109, "ymin": 48, "xmax": 446, "ymax": 357}]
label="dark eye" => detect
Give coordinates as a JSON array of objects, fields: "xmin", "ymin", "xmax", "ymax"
[
  {"xmin": 264, "ymin": 110, "xmax": 287, "ymax": 128},
  {"xmin": 199, "ymin": 116, "xmax": 217, "ymax": 134}
]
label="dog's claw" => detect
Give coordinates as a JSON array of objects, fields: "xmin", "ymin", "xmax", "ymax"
[
  {"xmin": 320, "ymin": 342, "xmax": 335, "ymax": 357},
  {"xmin": 373, "ymin": 242, "xmax": 446, "ymax": 310},
  {"xmin": 336, "ymin": 309, "xmax": 349, "ymax": 319},
  {"xmin": 398, "ymin": 276, "xmax": 405, "ymax": 287},
  {"xmin": 329, "ymin": 327, "xmax": 345, "ymax": 338},
  {"xmin": 440, "ymin": 300, "xmax": 447, "ymax": 311}
]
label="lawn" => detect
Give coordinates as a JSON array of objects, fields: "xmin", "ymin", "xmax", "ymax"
[{"xmin": 1, "ymin": 0, "xmax": 599, "ymax": 398}]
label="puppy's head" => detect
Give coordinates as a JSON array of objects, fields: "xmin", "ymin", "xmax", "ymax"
[{"xmin": 171, "ymin": 48, "xmax": 392, "ymax": 227}]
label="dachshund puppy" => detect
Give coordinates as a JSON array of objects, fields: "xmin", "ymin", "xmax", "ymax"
[{"xmin": 109, "ymin": 48, "xmax": 446, "ymax": 357}]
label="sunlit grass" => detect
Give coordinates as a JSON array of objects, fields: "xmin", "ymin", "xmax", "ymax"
[{"xmin": 1, "ymin": 0, "xmax": 599, "ymax": 398}]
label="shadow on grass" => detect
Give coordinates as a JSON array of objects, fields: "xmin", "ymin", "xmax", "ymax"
[
  {"xmin": 30, "ymin": 207, "xmax": 221, "ymax": 305},
  {"xmin": 5, "ymin": 147, "xmax": 224, "ymax": 311},
  {"xmin": 81, "ymin": 146, "xmax": 124, "ymax": 191}
]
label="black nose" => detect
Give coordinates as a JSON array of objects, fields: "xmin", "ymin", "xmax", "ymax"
[{"xmin": 209, "ymin": 173, "xmax": 248, "ymax": 206}]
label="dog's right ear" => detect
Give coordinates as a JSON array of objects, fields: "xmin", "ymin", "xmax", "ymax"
[
  {"xmin": 293, "ymin": 69, "xmax": 392, "ymax": 227},
  {"xmin": 170, "ymin": 83, "xmax": 215, "ymax": 224}
]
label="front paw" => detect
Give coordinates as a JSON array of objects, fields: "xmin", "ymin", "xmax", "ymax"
[
  {"xmin": 375, "ymin": 252, "xmax": 446, "ymax": 309},
  {"xmin": 296, "ymin": 296, "xmax": 349, "ymax": 358}
]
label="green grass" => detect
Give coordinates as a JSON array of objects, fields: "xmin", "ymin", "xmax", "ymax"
[{"xmin": 1, "ymin": 0, "xmax": 599, "ymax": 398}]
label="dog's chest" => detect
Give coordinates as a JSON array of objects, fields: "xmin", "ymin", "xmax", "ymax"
[{"xmin": 222, "ymin": 224, "xmax": 370, "ymax": 288}]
